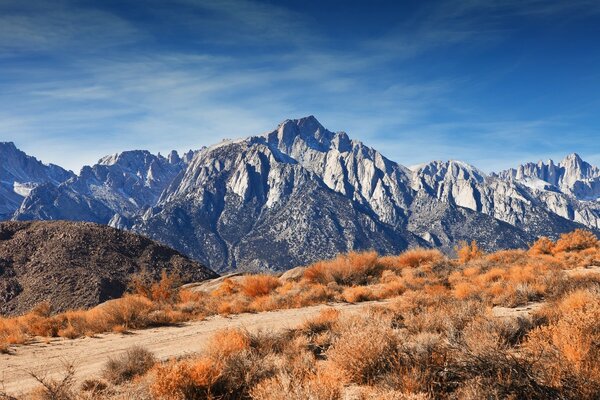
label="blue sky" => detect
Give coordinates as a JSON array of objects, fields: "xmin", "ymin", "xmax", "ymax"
[{"xmin": 1, "ymin": 0, "xmax": 600, "ymax": 172}]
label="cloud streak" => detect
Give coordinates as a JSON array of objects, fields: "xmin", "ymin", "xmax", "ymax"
[{"xmin": 0, "ymin": 0, "xmax": 599, "ymax": 172}]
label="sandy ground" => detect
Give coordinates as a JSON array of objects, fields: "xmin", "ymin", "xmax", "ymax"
[
  {"xmin": 565, "ymin": 265, "xmax": 600, "ymax": 277},
  {"xmin": 0, "ymin": 301, "xmax": 383, "ymax": 396},
  {"xmin": 491, "ymin": 301, "xmax": 545, "ymax": 318}
]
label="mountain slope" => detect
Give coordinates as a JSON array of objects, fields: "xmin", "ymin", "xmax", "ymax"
[
  {"xmin": 410, "ymin": 159, "xmax": 588, "ymax": 236},
  {"xmin": 13, "ymin": 150, "xmax": 191, "ymax": 226},
  {"xmin": 0, "ymin": 142, "xmax": 74, "ymax": 220},
  {"xmin": 134, "ymin": 134, "xmax": 424, "ymax": 272},
  {"xmin": 134, "ymin": 117, "xmax": 541, "ymax": 271},
  {"xmin": 0, "ymin": 220, "xmax": 217, "ymax": 315}
]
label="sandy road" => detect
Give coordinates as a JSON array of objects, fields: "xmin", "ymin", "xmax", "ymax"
[{"xmin": 0, "ymin": 301, "xmax": 384, "ymax": 396}]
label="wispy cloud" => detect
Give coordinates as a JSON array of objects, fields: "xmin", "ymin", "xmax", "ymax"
[{"xmin": 0, "ymin": 0, "xmax": 599, "ymax": 172}]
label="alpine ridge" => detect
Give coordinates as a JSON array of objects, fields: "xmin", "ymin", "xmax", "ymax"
[{"xmin": 2, "ymin": 116, "xmax": 599, "ymax": 272}]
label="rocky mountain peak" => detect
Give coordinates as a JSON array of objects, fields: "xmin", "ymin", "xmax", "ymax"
[
  {"xmin": 560, "ymin": 152, "xmax": 583, "ymax": 166},
  {"xmin": 0, "ymin": 143, "xmax": 74, "ymax": 219},
  {"xmin": 268, "ymin": 116, "xmax": 334, "ymax": 152},
  {"xmin": 496, "ymin": 153, "xmax": 600, "ymax": 202},
  {"xmin": 167, "ymin": 150, "xmax": 181, "ymax": 164}
]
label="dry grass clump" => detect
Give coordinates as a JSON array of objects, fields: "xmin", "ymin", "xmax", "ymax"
[
  {"xmin": 103, "ymin": 346, "xmax": 156, "ymax": 384},
  {"xmin": 529, "ymin": 236, "xmax": 555, "ymax": 255},
  {"xmin": 303, "ymin": 251, "xmax": 381, "ymax": 285},
  {"xmin": 341, "ymin": 286, "xmax": 374, "ymax": 303},
  {"xmin": 327, "ymin": 315, "xmax": 397, "ymax": 383},
  {"xmin": 239, "ymin": 275, "xmax": 281, "ymax": 298},
  {"xmin": 455, "ymin": 240, "xmax": 484, "ymax": 263},
  {"xmin": 379, "ymin": 248, "xmax": 444, "ymax": 270},
  {"xmin": 130, "ymin": 269, "xmax": 182, "ymax": 303},
  {"xmin": 523, "ymin": 289, "xmax": 600, "ymax": 397},
  {"xmin": 553, "ymin": 229, "xmax": 599, "ymax": 254}
]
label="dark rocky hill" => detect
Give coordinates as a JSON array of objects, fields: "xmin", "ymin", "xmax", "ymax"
[{"xmin": 0, "ymin": 220, "xmax": 217, "ymax": 316}]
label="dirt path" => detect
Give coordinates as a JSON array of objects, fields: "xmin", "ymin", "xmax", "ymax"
[
  {"xmin": 491, "ymin": 301, "xmax": 545, "ymax": 318},
  {"xmin": 0, "ymin": 301, "xmax": 384, "ymax": 396}
]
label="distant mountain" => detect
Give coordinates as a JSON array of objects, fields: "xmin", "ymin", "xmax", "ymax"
[
  {"xmin": 2, "ymin": 117, "xmax": 599, "ymax": 272},
  {"xmin": 0, "ymin": 142, "xmax": 73, "ymax": 220},
  {"xmin": 0, "ymin": 220, "xmax": 217, "ymax": 316},
  {"xmin": 14, "ymin": 149, "xmax": 193, "ymax": 226}
]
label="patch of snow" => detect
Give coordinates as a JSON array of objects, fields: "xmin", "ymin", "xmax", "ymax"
[
  {"xmin": 518, "ymin": 177, "xmax": 551, "ymax": 192},
  {"xmin": 13, "ymin": 182, "xmax": 35, "ymax": 197},
  {"xmin": 204, "ymin": 137, "xmax": 248, "ymax": 152},
  {"xmin": 408, "ymin": 163, "xmax": 427, "ymax": 172},
  {"xmin": 448, "ymin": 160, "xmax": 486, "ymax": 178}
]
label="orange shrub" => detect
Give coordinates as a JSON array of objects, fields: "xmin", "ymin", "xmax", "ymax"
[
  {"xmin": 189, "ymin": 357, "xmax": 222, "ymax": 388},
  {"xmin": 151, "ymin": 359, "xmax": 197, "ymax": 400},
  {"xmin": 342, "ymin": 286, "xmax": 373, "ymax": 303},
  {"xmin": 553, "ymin": 229, "xmax": 599, "ymax": 254},
  {"xmin": 327, "ymin": 315, "xmax": 398, "ymax": 384},
  {"xmin": 303, "ymin": 251, "xmax": 380, "ymax": 286},
  {"xmin": 525, "ymin": 290, "xmax": 600, "ymax": 395},
  {"xmin": 208, "ymin": 329, "xmax": 250, "ymax": 358},
  {"xmin": 529, "ymin": 236, "xmax": 555, "ymax": 255},
  {"xmin": 456, "ymin": 241, "xmax": 484, "ymax": 263},
  {"xmin": 178, "ymin": 289, "xmax": 204, "ymax": 303},
  {"xmin": 210, "ymin": 278, "xmax": 239, "ymax": 297},
  {"xmin": 379, "ymin": 248, "xmax": 444, "ymax": 270},
  {"xmin": 454, "ymin": 282, "xmax": 475, "ymax": 300},
  {"xmin": 240, "ymin": 275, "xmax": 281, "ymax": 297},
  {"xmin": 151, "ymin": 270, "xmax": 180, "ymax": 303}
]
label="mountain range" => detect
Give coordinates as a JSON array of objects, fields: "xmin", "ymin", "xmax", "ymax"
[{"xmin": 2, "ymin": 116, "xmax": 599, "ymax": 272}]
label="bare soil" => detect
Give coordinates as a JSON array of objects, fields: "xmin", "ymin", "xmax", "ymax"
[{"xmin": 0, "ymin": 301, "xmax": 383, "ymax": 396}]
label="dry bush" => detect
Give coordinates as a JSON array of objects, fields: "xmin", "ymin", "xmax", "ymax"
[
  {"xmin": 100, "ymin": 295, "xmax": 155, "ymax": 330},
  {"xmin": 79, "ymin": 378, "xmax": 108, "ymax": 395},
  {"xmin": 297, "ymin": 308, "xmax": 341, "ymax": 358},
  {"xmin": 300, "ymin": 308, "xmax": 340, "ymax": 337},
  {"xmin": 327, "ymin": 315, "xmax": 398, "ymax": 384},
  {"xmin": 249, "ymin": 364, "xmax": 345, "ymax": 400},
  {"xmin": 151, "ymin": 271, "xmax": 181, "ymax": 303},
  {"xmin": 455, "ymin": 241, "xmax": 484, "ymax": 263},
  {"xmin": 28, "ymin": 361, "xmax": 76, "ymax": 400},
  {"xmin": 103, "ymin": 346, "xmax": 156, "ymax": 384},
  {"xmin": 524, "ymin": 290, "xmax": 600, "ymax": 398},
  {"xmin": 207, "ymin": 329, "xmax": 251, "ymax": 359},
  {"xmin": 553, "ymin": 229, "xmax": 599, "ymax": 254},
  {"xmin": 151, "ymin": 360, "xmax": 200, "ymax": 400},
  {"xmin": 130, "ymin": 270, "xmax": 181, "ymax": 303},
  {"xmin": 303, "ymin": 251, "xmax": 381, "ymax": 286},
  {"xmin": 239, "ymin": 275, "xmax": 281, "ymax": 298},
  {"xmin": 0, "ymin": 322, "xmax": 26, "ymax": 353},
  {"xmin": 341, "ymin": 286, "xmax": 373, "ymax": 303},
  {"xmin": 529, "ymin": 236, "xmax": 555, "ymax": 255},
  {"xmin": 151, "ymin": 357, "xmax": 222, "ymax": 399},
  {"xmin": 379, "ymin": 248, "xmax": 444, "ymax": 270}
]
